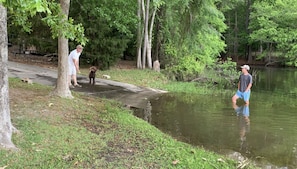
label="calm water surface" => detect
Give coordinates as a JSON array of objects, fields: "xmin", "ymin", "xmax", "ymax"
[{"xmin": 138, "ymin": 67, "xmax": 297, "ymax": 168}]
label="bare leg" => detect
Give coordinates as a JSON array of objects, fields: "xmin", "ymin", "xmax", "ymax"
[
  {"xmin": 232, "ymin": 102, "xmax": 238, "ymax": 109},
  {"xmin": 68, "ymin": 75, "xmax": 72, "ymax": 86},
  {"xmin": 232, "ymin": 95, "xmax": 239, "ymax": 104},
  {"xmin": 73, "ymin": 75, "xmax": 78, "ymax": 85}
]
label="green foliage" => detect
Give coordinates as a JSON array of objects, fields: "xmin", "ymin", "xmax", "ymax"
[
  {"xmin": 5, "ymin": 0, "xmax": 88, "ymax": 48},
  {"xmin": 161, "ymin": 0, "xmax": 227, "ymax": 81},
  {"xmin": 164, "ymin": 44, "xmax": 205, "ymax": 81},
  {"xmin": 70, "ymin": 0, "xmax": 137, "ymax": 69},
  {"xmin": 222, "ymin": 0, "xmax": 249, "ymax": 58},
  {"xmin": 93, "ymin": 63, "xmax": 237, "ymax": 95},
  {"xmin": 205, "ymin": 58, "xmax": 239, "ymax": 89},
  {"xmin": 42, "ymin": 15, "xmax": 88, "ymax": 45},
  {"xmin": 249, "ymin": 0, "xmax": 297, "ymax": 66},
  {"xmin": 5, "ymin": 0, "xmax": 49, "ymax": 32},
  {"xmin": 216, "ymin": 0, "xmax": 245, "ymax": 12},
  {"xmin": 8, "ymin": 14, "xmax": 57, "ymax": 54}
]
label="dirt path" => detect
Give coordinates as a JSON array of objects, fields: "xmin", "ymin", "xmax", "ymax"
[{"xmin": 8, "ymin": 61, "xmax": 166, "ymax": 109}]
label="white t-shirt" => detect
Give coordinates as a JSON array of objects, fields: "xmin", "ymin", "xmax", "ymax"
[{"xmin": 68, "ymin": 49, "xmax": 81, "ymax": 68}]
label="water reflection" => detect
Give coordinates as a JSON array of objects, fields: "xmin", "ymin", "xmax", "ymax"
[
  {"xmin": 143, "ymin": 101, "xmax": 152, "ymax": 123},
  {"xmin": 138, "ymin": 91, "xmax": 297, "ymax": 168},
  {"xmin": 133, "ymin": 100, "xmax": 152, "ymax": 123},
  {"xmin": 233, "ymin": 104, "xmax": 250, "ymax": 154}
]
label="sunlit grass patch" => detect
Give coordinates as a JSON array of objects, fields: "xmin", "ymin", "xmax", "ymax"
[
  {"xmin": 9, "ymin": 77, "xmax": 52, "ymax": 92},
  {"xmin": 98, "ymin": 68, "xmax": 169, "ymax": 87},
  {"xmin": 0, "ymin": 119, "xmax": 104, "ymax": 169},
  {"xmin": 81, "ymin": 68, "xmax": 235, "ymax": 95}
]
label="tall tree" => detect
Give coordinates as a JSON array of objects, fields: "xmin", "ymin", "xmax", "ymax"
[
  {"xmin": 42, "ymin": 1, "xmax": 87, "ymax": 98},
  {"xmin": 0, "ymin": 0, "xmax": 87, "ymax": 149},
  {"xmin": 221, "ymin": 0, "xmax": 248, "ymax": 62},
  {"xmin": 142, "ymin": 0, "xmax": 149, "ymax": 68},
  {"xmin": 245, "ymin": 0, "xmax": 252, "ymax": 63},
  {"xmin": 51, "ymin": 0, "xmax": 72, "ymax": 98},
  {"xmin": 137, "ymin": 0, "xmax": 163, "ymax": 69},
  {"xmin": 249, "ymin": 0, "xmax": 297, "ymax": 66},
  {"xmin": 137, "ymin": 0, "xmax": 143, "ymax": 68},
  {"xmin": 0, "ymin": 3, "xmax": 15, "ymax": 149}
]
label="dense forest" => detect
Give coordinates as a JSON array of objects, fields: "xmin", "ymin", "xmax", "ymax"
[{"xmin": 7, "ymin": 0, "xmax": 297, "ymax": 79}]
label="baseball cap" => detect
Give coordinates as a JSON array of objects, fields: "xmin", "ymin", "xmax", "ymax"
[{"xmin": 241, "ymin": 65, "xmax": 250, "ymax": 71}]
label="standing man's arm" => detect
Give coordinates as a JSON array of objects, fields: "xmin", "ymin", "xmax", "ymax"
[
  {"xmin": 245, "ymin": 83, "xmax": 252, "ymax": 92},
  {"xmin": 245, "ymin": 75, "xmax": 252, "ymax": 92}
]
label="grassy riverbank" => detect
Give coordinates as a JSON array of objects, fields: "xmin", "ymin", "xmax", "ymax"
[
  {"xmin": 81, "ymin": 66, "xmax": 236, "ymax": 95},
  {"xmin": 1, "ymin": 68, "xmax": 255, "ymax": 168}
]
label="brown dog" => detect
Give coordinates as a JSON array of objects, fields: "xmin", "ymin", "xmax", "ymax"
[{"xmin": 89, "ymin": 66, "xmax": 97, "ymax": 85}]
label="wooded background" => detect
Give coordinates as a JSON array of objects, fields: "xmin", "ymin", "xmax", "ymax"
[
  {"xmin": 1, "ymin": 0, "xmax": 297, "ymax": 150},
  {"xmin": 7, "ymin": 0, "xmax": 297, "ymax": 76}
]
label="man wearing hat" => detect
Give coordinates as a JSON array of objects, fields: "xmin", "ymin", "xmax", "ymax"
[
  {"xmin": 232, "ymin": 65, "xmax": 253, "ymax": 105},
  {"xmin": 68, "ymin": 45, "xmax": 83, "ymax": 88}
]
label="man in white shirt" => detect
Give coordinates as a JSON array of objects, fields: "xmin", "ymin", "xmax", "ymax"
[{"xmin": 68, "ymin": 45, "xmax": 83, "ymax": 88}]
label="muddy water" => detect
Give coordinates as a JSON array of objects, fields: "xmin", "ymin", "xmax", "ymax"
[
  {"xmin": 135, "ymin": 67, "xmax": 297, "ymax": 169},
  {"xmin": 74, "ymin": 67, "xmax": 297, "ymax": 168}
]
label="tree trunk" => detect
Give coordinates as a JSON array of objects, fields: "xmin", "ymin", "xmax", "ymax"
[
  {"xmin": 154, "ymin": 7, "xmax": 163, "ymax": 62},
  {"xmin": 138, "ymin": 0, "xmax": 160, "ymax": 69},
  {"xmin": 137, "ymin": 0, "xmax": 143, "ymax": 69},
  {"xmin": 0, "ymin": 5, "xmax": 16, "ymax": 150},
  {"xmin": 147, "ymin": 7, "xmax": 156, "ymax": 69},
  {"xmin": 138, "ymin": 0, "xmax": 159, "ymax": 69},
  {"xmin": 268, "ymin": 43, "xmax": 272, "ymax": 62},
  {"xmin": 51, "ymin": 0, "xmax": 73, "ymax": 98},
  {"xmin": 142, "ymin": 0, "xmax": 149, "ymax": 69},
  {"xmin": 234, "ymin": 9, "xmax": 238, "ymax": 62},
  {"xmin": 245, "ymin": 0, "xmax": 252, "ymax": 63},
  {"xmin": 225, "ymin": 13, "xmax": 231, "ymax": 59}
]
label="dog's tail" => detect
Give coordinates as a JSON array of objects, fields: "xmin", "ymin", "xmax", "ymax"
[{"xmin": 89, "ymin": 66, "xmax": 97, "ymax": 71}]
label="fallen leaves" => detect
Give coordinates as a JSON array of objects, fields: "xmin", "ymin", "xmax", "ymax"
[
  {"xmin": 172, "ymin": 160, "xmax": 179, "ymax": 165},
  {"xmin": 217, "ymin": 158, "xmax": 226, "ymax": 163}
]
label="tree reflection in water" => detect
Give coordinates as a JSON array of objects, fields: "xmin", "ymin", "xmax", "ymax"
[{"xmin": 143, "ymin": 101, "xmax": 152, "ymax": 123}]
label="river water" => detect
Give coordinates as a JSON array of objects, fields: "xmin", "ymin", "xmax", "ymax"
[{"xmin": 136, "ymin": 67, "xmax": 297, "ymax": 168}]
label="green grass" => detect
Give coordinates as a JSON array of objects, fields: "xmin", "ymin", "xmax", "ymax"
[
  {"xmin": 81, "ymin": 68, "xmax": 169, "ymax": 88},
  {"xmin": 0, "ymin": 75, "xmax": 257, "ymax": 168},
  {"xmin": 81, "ymin": 67, "xmax": 235, "ymax": 95},
  {"xmin": 4, "ymin": 119, "xmax": 103, "ymax": 169}
]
